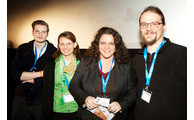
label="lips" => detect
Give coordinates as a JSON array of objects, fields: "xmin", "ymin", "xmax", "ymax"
[
  {"xmin": 62, "ymin": 49, "xmax": 69, "ymax": 53},
  {"xmin": 146, "ymin": 31, "xmax": 154, "ymax": 35},
  {"xmin": 103, "ymin": 50, "xmax": 111, "ymax": 53},
  {"xmin": 38, "ymin": 37, "xmax": 43, "ymax": 39},
  {"xmin": 145, "ymin": 31, "xmax": 156, "ymax": 38}
]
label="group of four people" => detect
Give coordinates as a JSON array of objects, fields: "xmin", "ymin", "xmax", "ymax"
[{"xmin": 11, "ymin": 6, "xmax": 187, "ymax": 120}]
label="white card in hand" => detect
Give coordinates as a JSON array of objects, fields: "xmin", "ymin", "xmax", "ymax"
[{"xmin": 96, "ymin": 97, "xmax": 110, "ymax": 107}]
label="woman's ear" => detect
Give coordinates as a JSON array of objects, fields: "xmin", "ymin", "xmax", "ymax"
[{"xmin": 74, "ymin": 42, "xmax": 77, "ymax": 48}]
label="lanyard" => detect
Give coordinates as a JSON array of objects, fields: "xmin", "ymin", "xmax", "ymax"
[
  {"xmin": 64, "ymin": 73, "xmax": 69, "ymax": 90},
  {"xmin": 30, "ymin": 44, "xmax": 46, "ymax": 71},
  {"xmin": 61, "ymin": 57, "xmax": 70, "ymax": 90},
  {"xmin": 99, "ymin": 56, "xmax": 115, "ymax": 93},
  {"xmin": 144, "ymin": 39, "xmax": 165, "ymax": 86}
]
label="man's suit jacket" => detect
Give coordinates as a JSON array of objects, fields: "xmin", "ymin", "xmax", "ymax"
[{"xmin": 69, "ymin": 56, "xmax": 137, "ymax": 120}]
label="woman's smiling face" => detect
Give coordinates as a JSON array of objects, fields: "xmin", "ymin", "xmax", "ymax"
[{"xmin": 99, "ymin": 34, "xmax": 115, "ymax": 60}]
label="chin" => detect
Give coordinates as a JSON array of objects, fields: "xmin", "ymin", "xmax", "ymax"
[
  {"xmin": 145, "ymin": 40, "xmax": 156, "ymax": 45},
  {"xmin": 143, "ymin": 37, "xmax": 157, "ymax": 45},
  {"xmin": 36, "ymin": 40, "xmax": 46, "ymax": 43},
  {"xmin": 102, "ymin": 55, "xmax": 114, "ymax": 59}
]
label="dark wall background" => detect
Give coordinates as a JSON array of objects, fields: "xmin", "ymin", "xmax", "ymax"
[{"xmin": 7, "ymin": 48, "xmax": 140, "ymax": 120}]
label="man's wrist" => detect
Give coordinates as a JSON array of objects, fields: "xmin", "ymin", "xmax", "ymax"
[{"xmin": 40, "ymin": 71, "xmax": 43, "ymax": 77}]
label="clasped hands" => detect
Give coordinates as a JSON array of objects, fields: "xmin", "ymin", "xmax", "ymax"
[{"xmin": 85, "ymin": 96, "xmax": 121, "ymax": 114}]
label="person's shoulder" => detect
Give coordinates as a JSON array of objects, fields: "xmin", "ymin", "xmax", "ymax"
[
  {"xmin": 117, "ymin": 63, "xmax": 133, "ymax": 76},
  {"xmin": 132, "ymin": 48, "xmax": 144, "ymax": 62},
  {"xmin": 46, "ymin": 40, "xmax": 57, "ymax": 49},
  {"xmin": 45, "ymin": 40, "xmax": 57, "ymax": 54},
  {"xmin": 44, "ymin": 59, "xmax": 55, "ymax": 76},
  {"xmin": 164, "ymin": 38, "xmax": 187, "ymax": 61},
  {"xmin": 118, "ymin": 61, "xmax": 132, "ymax": 70},
  {"xmin": 47, "ymin": 59, "xmax": 55, "ymax": 65},
  {"xmin": 17, "ymin": 40, "xmax": 34, "ymax": 50},
  {"xmin": 167, "ymin": 39, "xmax": 187, "ymax": 54},
  {"xmin": 80, "ymin": 56, "xmax": 90, "ymax": 63},
  {"xmin": 132, "ymin": 53, "xmax": 139, "ymax": 62},
  {"xmin": 44, "ymin": 59, "xmax": 55, "ymax": 68},
  {"xmin": 18, "ymin": 40, "xmax": 33, "ymax": 46}
]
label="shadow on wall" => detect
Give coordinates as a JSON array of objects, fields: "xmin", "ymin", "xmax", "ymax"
[
  {"xmin": 7, "ymin": 40, "xmax": 14, "ymax": 49},
  {"xmin": 7, "ymin": 47, "xmax": 17, "ymax": 120}
]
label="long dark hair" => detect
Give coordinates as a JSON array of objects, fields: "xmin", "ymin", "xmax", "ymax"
[
  {"xmin": 84, "ymin": 27, "xmax": 131, "ymax": 68},
  {"xmin": 52, "ymin": 31, "xmax": 81, "ymax": 60}
]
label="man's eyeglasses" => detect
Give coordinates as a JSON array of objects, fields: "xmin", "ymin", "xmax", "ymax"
[{"xmin": 140, "ymin": 21, "xmax": 163, "ymax": 29}]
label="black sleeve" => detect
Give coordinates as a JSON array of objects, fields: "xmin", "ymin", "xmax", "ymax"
[
  {"xmin": 11, "ymin": 45, "xmax": 25, "ymax": 83},
  {"xmin": 41, "ymin": 60, "xmax": 55, "ymax": 120},
  {"xmin": 117, "ymin": 64, "xmax": 137, "ymax": 112}
]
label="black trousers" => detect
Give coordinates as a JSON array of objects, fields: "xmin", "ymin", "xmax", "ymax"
[
  {"xmin": 12, "ymin": 101, "xmax": 41, "ymax": 120},
  {"xmin": 51, "ymin": 112, "xmax": 81, "ymax": 120}
]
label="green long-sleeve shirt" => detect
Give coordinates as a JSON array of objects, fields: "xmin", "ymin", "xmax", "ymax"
[{"xmin": 53, "ymin": 54, "xmax": 80, "ymax": 113}]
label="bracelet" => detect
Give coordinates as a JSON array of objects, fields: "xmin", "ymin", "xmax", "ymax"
[{"xmin": 40, "ymin": 71, "xmax": 43, "ymax": 77}]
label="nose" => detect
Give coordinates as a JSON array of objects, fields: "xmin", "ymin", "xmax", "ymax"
[
  {"xmin": 105, "ymin": 44, "xmax": 109, "ymax": 49},
  {"xmin": 146, "ymin": 23, "xmax": 152, "ymax": 30},
  {"xmin": 38, "ymin": 32, "xmax": 43, "ymax": 36},
  {"xmin": 64, "ymin": 44, "xmax": 68, "ymax": 49}
]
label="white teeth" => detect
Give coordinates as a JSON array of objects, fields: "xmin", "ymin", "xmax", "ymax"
[{"xmin": 104, "ymin": 50, "xmax": 110, "ymax": 53}]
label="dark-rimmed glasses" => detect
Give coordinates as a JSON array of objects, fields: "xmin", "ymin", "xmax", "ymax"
[{"xmin": 140, "ymin": 21, "xmax": 163, "ymax": 29}]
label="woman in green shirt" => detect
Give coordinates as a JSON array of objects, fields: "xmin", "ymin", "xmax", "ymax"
[{"xmin": 42, "ymin": 31, "xmax": 81, "ymax": 120}]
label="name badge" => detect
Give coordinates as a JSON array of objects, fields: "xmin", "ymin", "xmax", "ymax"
[
  {"xmin": 63, "ymin": 94, "xmax": 74, "ymax": 103},
  {"xmin": 96, "ymin": 97, "xmax": 110, "ymax": 107},
  {"xmin": 141, "ymin": 88, "xmax": 152, "ymax": 103}
]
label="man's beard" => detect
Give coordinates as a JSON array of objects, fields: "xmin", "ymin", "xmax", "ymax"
[{"xmin": 142, "ymin": 32, "xmax": 157, "ymax": 45}]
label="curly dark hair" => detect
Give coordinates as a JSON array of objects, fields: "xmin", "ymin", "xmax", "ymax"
[
  {"xmin": 52, "ymin": 31, "xmax": 81, "ymax": 60},
  {"xmin": 84, "ymin": 27, "xmax": 131, "ymax": 68}
]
